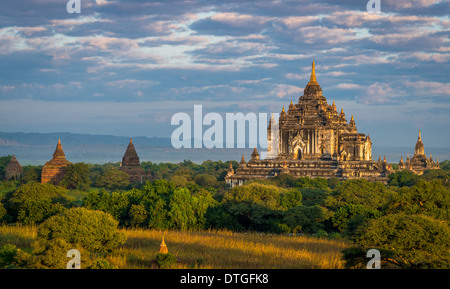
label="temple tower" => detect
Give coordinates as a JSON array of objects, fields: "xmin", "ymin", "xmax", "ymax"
[
  {"xmin": 5, "ymin": 154, "xmax": 22, "ymax": 180},
  {"xmin": 41, "ymin": 139, "xmax": 72, "ymax": 185},
  {"xmin": 119, "ymin": 138, "xmax": 148, "ymax": 183}
]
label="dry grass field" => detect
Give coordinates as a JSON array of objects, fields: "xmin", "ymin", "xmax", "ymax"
[{"xmin": 0, "ymin": 225, "xmax": 351, "ymax": 269}]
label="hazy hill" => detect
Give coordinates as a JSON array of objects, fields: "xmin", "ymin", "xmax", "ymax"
[{"xmin": 1, "ymin": 132, "xmax": 449, "ymax": 166}]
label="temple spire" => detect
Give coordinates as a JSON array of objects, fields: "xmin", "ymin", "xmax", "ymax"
[{"xmin": 310, "ymin": 59, "xmax": 316, "ymax": 82}]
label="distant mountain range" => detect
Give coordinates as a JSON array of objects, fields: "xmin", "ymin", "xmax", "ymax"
[
  {"xmin": 1, "ymin": 132, "xmax": 449, "ymax": 166},
  {"xmin": 0, "ymin": 132, "xmax": 172, "ymax": 147},
  {"xmin": 0, "ymin": 131, "xmax": 248, "ymax": 165}
]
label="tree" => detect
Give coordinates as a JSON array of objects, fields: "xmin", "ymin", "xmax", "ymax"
[
  {"xmin": 352, "ymin": 214, "xmax": 450, "ymax": 268},
  {"xmin": 168, "ymin": 188, "xmax": 197, "ymax": 230},
  {"xmin": 283, "ymin": 206, "xmax": 326, "ymax": 234},
  {"xmin": 22, "ymin": 169, "xmax": 38, "ymax": 183},
  {"xmin": 36, "ymin": 207, "xmax": 126, "ymax": 254},
  {"xmin": 387, "ymin": 180, "xmax": 450, "ymax": 221},
  {"xmin": 388, "ymin": 170, "xmax": 419, "ymax": 187},
  {"xmin": 96, "ymin": 169, "xmax": 130, "ymax": 190},
  {"xmin": 9, "ymin": 182, "xmax": 69, "ymax": 225},
  {"xmin": 129, "ymin": 204, "xmax": 147, "ymax": 228},
  {"xmin": 60, "ymin": 163, "xmax": 91, "ymax": 191},
  {"xmin": 194, "ymin": 174, "xmax": 218, "ymax": 188},
  {"xmin": 222, "ymin": 183, "xmax": 299, "ymax": 231},
  {"xmin": 324, "ymin": 179, "xmax": 393, "ymax": 211},
  {"xmin": 0, "ymin": 155, "xmax": 12, "ymax": 180}
]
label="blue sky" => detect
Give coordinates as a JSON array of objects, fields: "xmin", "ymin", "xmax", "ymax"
[{"xmin": 0, "ymin": 0, "xmax": 449, "ymax": 148}]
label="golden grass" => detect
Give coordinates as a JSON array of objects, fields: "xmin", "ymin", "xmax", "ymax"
[{"xmin": 0, "ymin": 225, "xmax": 351, "ymax": 269}]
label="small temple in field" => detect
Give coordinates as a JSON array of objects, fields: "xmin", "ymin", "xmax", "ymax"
[
  {"xmin": 225, "ymin": 60, "xmax": 440, "ymax": 187},
  {"xmin": 4, "ymin": 154, "xmax": 22, "ymax": 180},
  {"xmin": 41, "ymin": 139, "xmax": 72, "ymax": 185}
]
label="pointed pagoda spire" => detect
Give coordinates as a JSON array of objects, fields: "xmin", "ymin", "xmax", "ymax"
[
  {"xmin": 310, "ymin": 58, "xmax": 317, "ymax": 83},
  {"xmin": 53, "ymin": 138, "xmax": 66, "ymax": 158},
  {"xmin": 281, "ymin": 105, "xmax": 286, "ymax": 117},
  {"xmin": 121, "ymin": 137, "xmax": 141, "ymax": 167},
  {"xmin": 349, "ymin": 114, "xmax": 356, "ymax": 128},
  {"xmin": 5, "ymin": 154, "xmax": 22, "ymax": 180},
  {"xmin": 332, "ymin": 99, "xmax": 337, "ymax": 111},
  {"xmin": 415, "ymin": 130, "xmax": 425, "ymax": 156},
  {"xmin": 251, "ymin": 147, "xmax": 260, "ymax": 161},
  {"xmin": 159, "ymin": 236, "xmax": 168, "ymax": 254}
]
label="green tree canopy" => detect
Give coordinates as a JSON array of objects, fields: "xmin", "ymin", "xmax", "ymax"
[
  {"xmin": 387, "ymin": 180, "xmax": 450, "ymax": 221},
  {"xmin": 37, "ymin": 207, "xmax": 126, "ymax": 254},
  {"xmin": 60, "ymin": 163, "xmax": 91, "ymax": 191},
  {"xmin": 96, "ymin": 169, "xmax": 130, "ymax": 190},
  {"xmin": 9, "ymin": 182, "xmax": 69, "ymax": 225},
  {"xmin": 353, "ymin": 213, "xmax": 450, "ymax": 268},
  {"xmin": 388, "ymin": 170, "xmax": 419, "ymax": 187}
]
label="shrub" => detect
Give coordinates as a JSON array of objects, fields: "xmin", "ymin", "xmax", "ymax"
[
  {"xmin": 32, "ymin": 238, "xmax": 76, "ymax": 269},
  {"xmin": 154, "ymin": 253, "xmax": 177, "ymax": 269},
  {"xmin": 9, "ymin": 182, "xmax": 69, "ymax": 225},
  {"xmin": 353, "ymin": 214, "xmax": 450, "ymax": 268},
  {"xmin": 0, "ymin": 244, "xmax": 18, "ymax": 268},
  {"xmin": 87, "ymin": 259, "xmax": 117, "ymax": 269},
  {"xmin": 37, "ymin": 207, "xmax": 126, "ymax": 254},
  {"xmin": 316, "ymin": 229, "xmax": 328, "ymax": 238}
]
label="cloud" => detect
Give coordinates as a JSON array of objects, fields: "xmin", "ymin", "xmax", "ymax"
[
  {"xmin": 0, "ymin": 0, "xmax": 448, "ymax": 144},
  {"xmin": 271, "ymin": 84, "xmax": 303, "ymax": 99},
  {"xmin": 403, "ymin": 81, "xmax": 450, "ymax": 96}
]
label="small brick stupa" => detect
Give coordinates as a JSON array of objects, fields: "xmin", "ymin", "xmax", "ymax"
[
  {"xmin": 119, "ymin": 138, "xmax": 149, "ymax": 183},
  {"xmin": 41, "ymin": 139, "xmax": 72, "ymax": 185},
  {"xmin": 5, "ymin": 154, "xmax": 22, "ymax": 180}
]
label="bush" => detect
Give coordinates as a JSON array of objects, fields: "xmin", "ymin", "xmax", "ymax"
[
  {"xmin": 353, "ymin": 214, "xmax": 450, "ymax": 268},
  {"xmin": 0, "ymin": 244, "xmax": 18, "ymax": 268},
  {"xmin": 316, "ymin": 229, "xmax": 328, "ymax": 238},
  {"xmin": 86, "ymin": 259, "xmax": 117, "ymax": 269},
  {"xmin": 32, "ymin": 238, "xmax": 77, "ymax": 269},
  {"xmin": 37, "ymin": 207, "xmax": 126, "ymax": 254},
  {"xmin": 9, "ymin": 182, "xmax": 69, "ymax": 225},
  {"xmin": 154, "ymin": 253, "xmax": 177, "ymax": 269}
]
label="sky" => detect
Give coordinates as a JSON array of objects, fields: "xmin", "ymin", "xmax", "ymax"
[{"xmin": 0, "ymin": 0, "xmax": 449, "ymax": 149}]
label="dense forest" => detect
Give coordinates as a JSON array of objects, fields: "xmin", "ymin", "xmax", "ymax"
[{"xmin": 0, "ymin": 155, "xmax": 449, "ymax": 268}]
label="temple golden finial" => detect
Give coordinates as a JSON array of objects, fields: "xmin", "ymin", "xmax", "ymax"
[
  {"xmin": 310, "ymin": 58, "xmax": 316, "ymax": 82},
  {"xmin": 58, "ymin": 138, "xmax": 61, "ymax": 145},
  {"xmin": 418, "ymin": 130, "xmax": 422, "ymax": 140},
  {"xmin": 159, "ymin": 236, "xmax": 168, "ymax": 254},
  {"xmin": 282, "ymin": 105, "xmax": 285, "ymax": 113},
  {"xmin": 290, "ymin": 99, "xmax": 293, "ymax": 105}
]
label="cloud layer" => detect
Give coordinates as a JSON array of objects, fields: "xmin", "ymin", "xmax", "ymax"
[{"xmin": 0, "ymin": 0, "xmax": 449, "ymax": 147}]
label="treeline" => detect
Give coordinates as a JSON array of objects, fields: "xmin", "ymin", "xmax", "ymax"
[{"xmin": 0, "ymin": 156, "xmax": 449, "ymax": 268}]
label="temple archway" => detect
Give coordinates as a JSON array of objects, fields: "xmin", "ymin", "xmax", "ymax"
[{"xmin": 293, "ymin": 146, "xmax": 302, "ymax": 160}]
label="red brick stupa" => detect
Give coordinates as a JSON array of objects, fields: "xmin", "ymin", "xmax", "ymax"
[
  {"xmin": 119, "ymin": 138, "xmax": 150, "ymax": 183},
  {"xmin": 5, "ymin": 154, "xmax": 23, "ymax": 180},
  {"xmin": 41, "ymin": 139, "xmax": 72, "ymax": 185}
]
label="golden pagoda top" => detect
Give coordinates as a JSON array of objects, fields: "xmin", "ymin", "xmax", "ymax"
[{"xmin": 309, "ymin": 59, "xmax": 317, "ymax": 83}]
